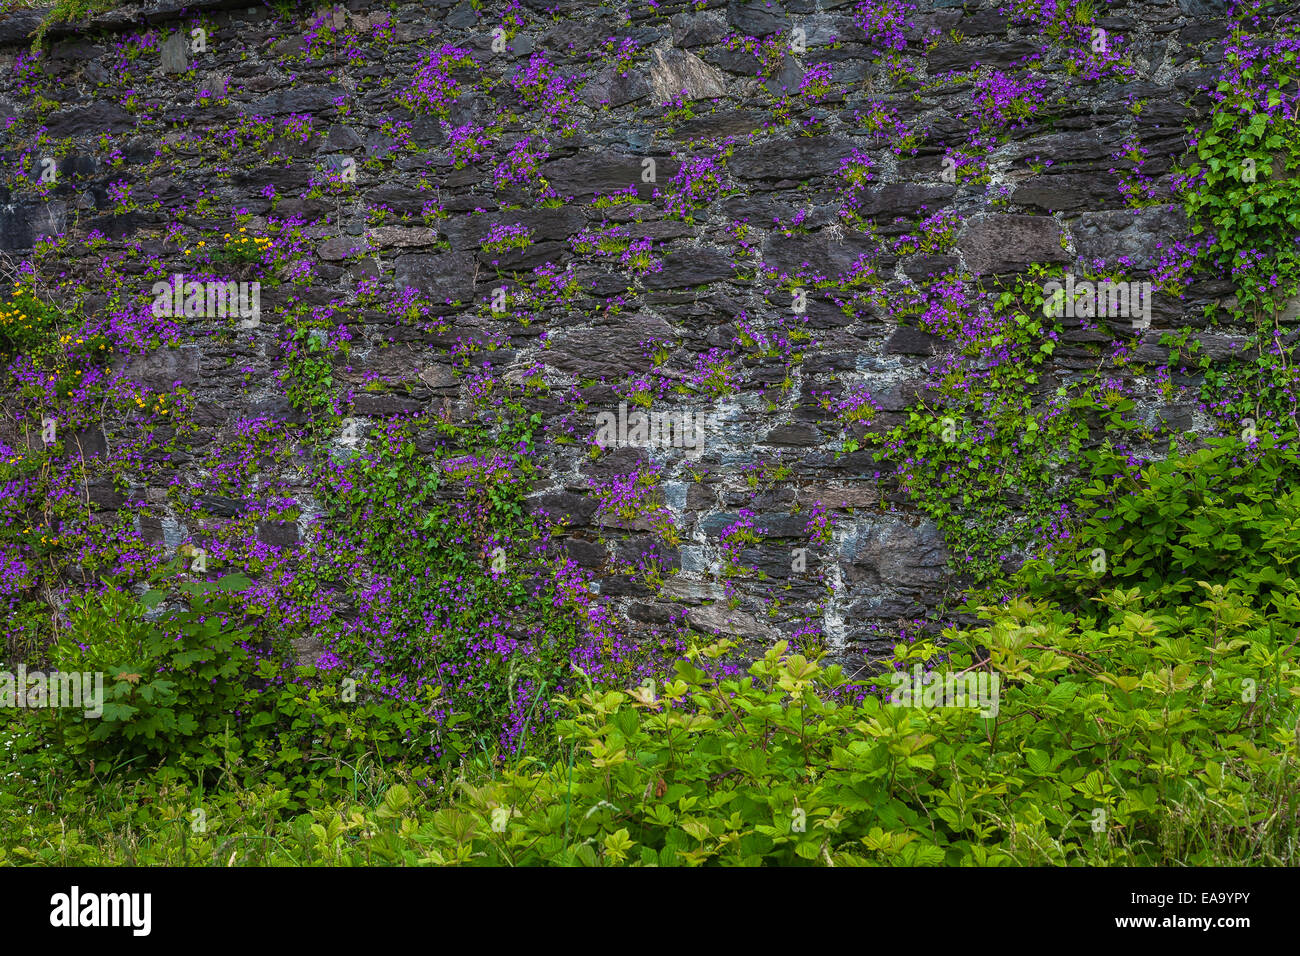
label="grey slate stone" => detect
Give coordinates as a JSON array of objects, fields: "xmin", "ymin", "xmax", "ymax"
[
  {"xmin": 958, "ymin": 214, "xmax": 1070, "ymax": 275},
  {"xmin": 649, "ymin": 46, "xmax": 728, "ymax": 102}
]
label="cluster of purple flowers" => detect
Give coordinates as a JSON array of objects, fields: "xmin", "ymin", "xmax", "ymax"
[
  {"xmin": 492, "ymin": 136, "xmax": 551, "ymax": 193},
  {"xmin": 656, "ymin": 153, "xmax": 727, "ymax": 219},
  {"xmin": 400, "ymin": 44, "xmax": 475, "ymax": 116}
]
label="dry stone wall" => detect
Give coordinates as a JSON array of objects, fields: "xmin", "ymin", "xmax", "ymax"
[{"xmin": 0, "ymin": 0, "xmax": 1281, "ymax": 668}]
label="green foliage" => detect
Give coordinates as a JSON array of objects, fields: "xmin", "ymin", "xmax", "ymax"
[
  {"xmin": 29, "ymin": 0, "xmax": 120, "ymax": 49},
  {"xmin": 1018, "ymin": 429, "xmax": 1300, "ymax": 620},
  {"xmin": 284, "ymin": 325, "xmax": 337, "ymax": 414},
  {"xmin": 325, "ymin": 427, "xmax": 1298, "ymax": 867},
  {"xmin": 238, "ymin": 671, "xmax": 460, "ymax": 810},
  {"xmin": 43, "ymin": 576, "xmax": 256, "ymax": 763},
  {"xmin": 209, "ymin": 234, "xmax": 272, "ymax": 265},
  {"xmin": 22, "ymin": 415, "xmax": 1299, "ymax": 866},
  {"xmin": 401, "ymin": 611, "xmax": 1294, "ymax": 866},
  {"xmin": 42, "ymin": 579, "xmax": 1286, "ymax": 867},
  {"xmin": 1176, "ymin": 19, "xmax": 1300, "ymax": 434},
  {"xmin": 1196, "ymin": 336, "xmax": 1300, "ymax": 434},
  {"xmin": 1183, "ymin": 52, "xmax": 1300, "ymax": 320},
  {"xmin": 9, "ymin": 574, "xmax": 465, "ymax": 814},
  {"xmin": 310, "ymin": 433, "xmax": 1299, "ymax": 866},
  {"xmin": 313, "ymin": 409, "xmax": 605, "ymax": 752},
  {"xmin": 0, "ymin": 731, "xmax": 468, "ymax": 865},
  {"xmin": 854, "ymin": 268, "xmax": 1124, "ymax": 586},
  {"xmin": 0, "ymin": 281, "xmax": 62, "ymax": 357}
]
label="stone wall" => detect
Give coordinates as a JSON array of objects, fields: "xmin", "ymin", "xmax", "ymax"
[{"xmin": 0, "ymin": 0, "xmax": 1273, "ymax": 666}]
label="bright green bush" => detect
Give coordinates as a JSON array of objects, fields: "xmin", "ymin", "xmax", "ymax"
[
  {"xmin": 44, "ymin": 576, "xmax": 257, "ymax": 763},
  {"xmin": 1020, "ymin": 430, "xmax": 1300, "ymax": 615},
  {"xmin": 381, "ymin": 605, "xmax": 1298, "ymax": 866},
  {"xmin": 0, "ymin": 281, "xmax": 62, "ymax": 357},
  {"xmin": 16, "ymin": 574, "xmax": 463, "ymax": 809}
]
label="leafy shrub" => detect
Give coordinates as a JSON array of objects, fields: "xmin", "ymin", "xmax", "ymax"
[
  {"xmin": 44, "ymin": 576, "xmax": 257, "ymax": 764},
  {"xmin": 1019, "ymin": 430, "xmax": 1300, "ymax": 616},
  {"xmin": 23, "ymin": 575, "xmax": 463, "ymax": 809},
  {"xmin": 0, "ymin": 282, "xmax": 61, "ymax": 357},
  {"xmin": 386, "ymin": 608, "xmax": 1297, "ymax": 866}
]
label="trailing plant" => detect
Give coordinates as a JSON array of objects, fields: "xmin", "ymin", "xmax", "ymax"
[{"xmin": 848, "ymin": 267, "xmax": 1126, "ymax": 586}]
